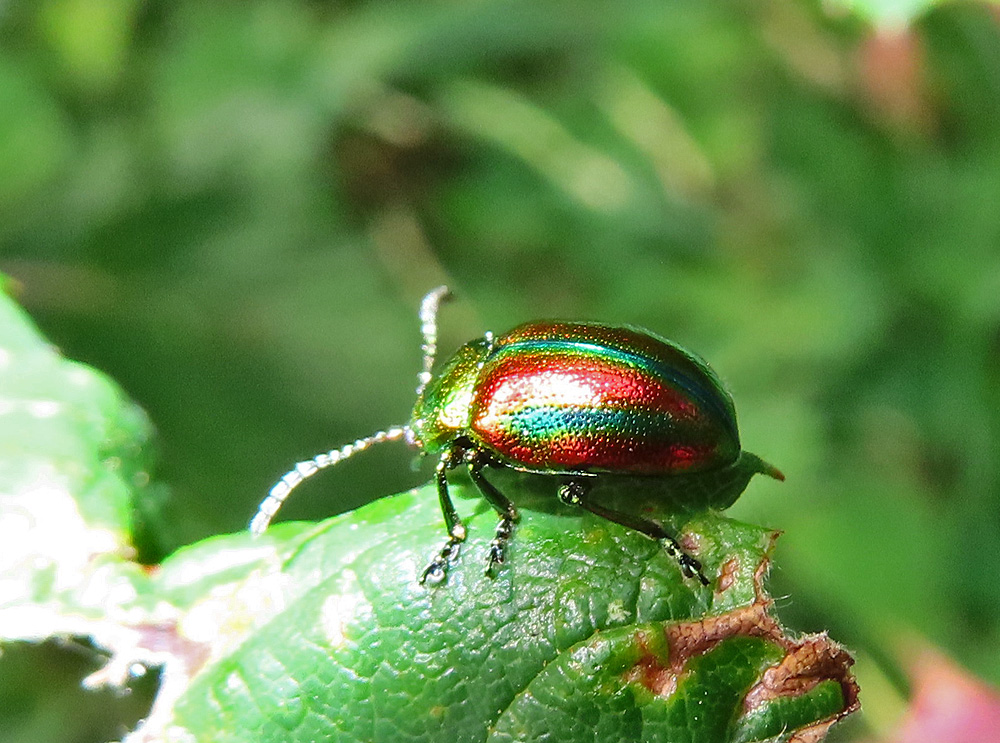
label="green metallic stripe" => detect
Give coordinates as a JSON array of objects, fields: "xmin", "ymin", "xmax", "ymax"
[{"xmin": 503, "ymin": 406, "xmax": 693, "ymax": 442}]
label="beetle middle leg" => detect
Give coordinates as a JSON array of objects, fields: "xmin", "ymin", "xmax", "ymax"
[
  {"xmin": 420, "ymin": 449, "xmax": 468, "ymax": 584},
  {"xmin": 466, "ymin": 453, "xmax": 520, "ymax": 576},
  {"xmin": 558, "ymin": 479, "xmax": 710, "ymax": 586}
]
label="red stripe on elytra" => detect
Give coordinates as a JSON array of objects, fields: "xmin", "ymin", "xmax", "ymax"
[
  {"xmin": 470, "ymin": 352, "xmax": 719, "ymax": 474},
  {"xmin": 475, "ymin": 352, "xmax": 700, "ymax": 420}
]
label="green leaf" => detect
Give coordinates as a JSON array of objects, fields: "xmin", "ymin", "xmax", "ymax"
[
  {"xmin": 0, "ymin": 281, "xmax": 858, "ymax": 742},
  {"xmin": 0, "ymin": 284, "xmax": 156, "ymax": 621},
  {"xmin": 139, "ymin": 487, "xmax": 856, "ymax": 743}
]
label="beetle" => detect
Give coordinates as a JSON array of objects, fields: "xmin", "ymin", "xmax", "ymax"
[{"xmin": 251, "ymin": 286, "xmax": 783, "ymax": 586}]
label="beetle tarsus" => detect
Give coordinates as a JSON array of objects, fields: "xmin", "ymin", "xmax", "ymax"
[
  {"xmin": 420, "ymin": 529, "xmax": 465, "ymax": 585},
  {"xmin": 690, "ymin": 562, "xmax": 710, "ymax": 586},
  {"xmin": 419, "ymin": 449, "xmax": 470, "ymax": 584},
  {"xmin": 468, "ymin": 455, "xmax": 519, "ymax": 577},
  {"xmin": 662, "ymin": 539, "xmax": 710, "ymax": 586},
  {"xmin": 485, "ymin": 515, "xmax": 515, "ymax": 575},
  {"xmin": 419, "ymin": 560, "xmax": 446, "ymax": 585},
  {"xmin": 560, "ymin": 478, "xmax": 712, "ymax": 586}
]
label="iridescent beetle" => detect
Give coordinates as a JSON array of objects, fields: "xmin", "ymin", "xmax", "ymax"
[{"xmin": 251, "ymin": 287, "xmax": 783, "ymax": 585}]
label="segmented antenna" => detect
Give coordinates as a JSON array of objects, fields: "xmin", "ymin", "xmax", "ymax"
[
  {"xmin": 250, "ymin": 426, "xmax": 409, "ymax": 536},
  {"xmin": 251, "ymin": 286, "xmax": 454, "ymax": 536},
  {"xmin": 416, "ymin": 285, "xmax": 452, "ymax": 398}
]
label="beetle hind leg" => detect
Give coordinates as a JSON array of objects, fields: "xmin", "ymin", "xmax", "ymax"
[
  {"xmin": 558, "ymin": 479, "xmax": 710, "ymax": 586},
  {"xmin": 467, "ymin": 454, "xmax": 520, "ymax": 576},
  {"xmin": 420, "ymin": 451, "xmax": 468, "ymax": 585}
]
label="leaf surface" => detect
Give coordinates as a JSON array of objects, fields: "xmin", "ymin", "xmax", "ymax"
[{"xmin": 152, "ymin": 488, "xmax": 857, "ymax": 743}]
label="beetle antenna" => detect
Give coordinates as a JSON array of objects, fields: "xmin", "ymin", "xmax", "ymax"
[
  {"xmin": 416, "ymin": 285, "xmax": 452, "ymax": 398},
  {"xmin": 250, "ymin": 425, "xmax": 409, "ymax": 536}
]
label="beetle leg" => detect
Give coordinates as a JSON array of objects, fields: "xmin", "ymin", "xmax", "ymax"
[
  {"xmin": 558, "ymin": 480, "xmax": 710, "ymax": 586},
  {"xmin": 420, "ymin": 449, "xmax": 467, "ymax": 585},
  {"xmin": 467, "ymin": 454, "xmax": 520, "ymax": 576}
]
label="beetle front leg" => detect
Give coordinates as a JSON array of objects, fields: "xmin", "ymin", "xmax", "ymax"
[
  {"xmin": 420, "ymin": 451, "xmax": 467, "ymax": 584},
  {"xmin": 558, "ymin": 479, "xmax": 710, "ymax": 586},
  {"xmin": 467, "ymin": 454, "xmax": 519, "ymax": 576}
]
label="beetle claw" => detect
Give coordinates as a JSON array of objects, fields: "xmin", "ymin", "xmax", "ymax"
[
  {"xmin": 484, "ymin": 543, "xmax": 505, "ymax": 575},
  {"xmin": 420, "ymin": 538, "xmax": 462, "ymax": 585},
  {"xmin": 419, "ymin": 561, "xmax": 447, "ymax": 585},
  {"xmin": 660, "ymin": 536, "xmax": 711, "ymax": 586},
  {"xmin": 680, "ymin": 555, "xmax": 710, "ymax": 586}
]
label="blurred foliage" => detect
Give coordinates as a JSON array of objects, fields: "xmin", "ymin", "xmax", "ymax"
[{"xmin": 2, "ymin": 0, "xmax": 1000, "ymax": 741}]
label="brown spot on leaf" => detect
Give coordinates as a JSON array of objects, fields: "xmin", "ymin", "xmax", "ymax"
[
  {"xmin": 715, "ymin": 556, "xmax": 739, "ymax": 593},
  {"xmin": 624, "ymin": 630, "xmax": 675, "ymax": 696},
  {"xmin": 626, "ymin": 603, "xmax": 784, "ymax": 702},
  {"xmin": 744, "ymin": 633, "xmax": 857, "ymax": 709},
  {"xmin": 623, "ymin": 533, "xmax": 859, "ymax": 739},
  {"xmin": 744, "ymin": 632, "xmax": 860, "ymax": 742},
  {"xmin": 665, "ymin": 601, "xmax": 782, "ymax": 669},
  {"xmin": 789, "ymin": 722, "xmax": 840, "ymax": 743},
  {"xmin": 135, "ymin": 622, "xmax": 212, "ymax": 675},
  {"xmin": 679, "ymin": 531, "xmax": 701, "ymax": 553}
]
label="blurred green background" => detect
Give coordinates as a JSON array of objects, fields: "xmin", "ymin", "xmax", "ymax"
[{"xmin": 3, "ymin": 0, "xmax": 1000, "ymax": 740}]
